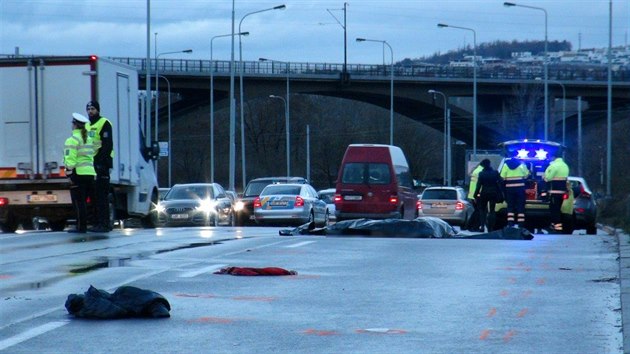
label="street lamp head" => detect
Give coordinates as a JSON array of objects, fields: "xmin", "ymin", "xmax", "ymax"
[
  {"xmin": 428, "ymin": 89, "xmax": 437, "ymax": 94},
  {"xmin": 240, "ymin": 32, "xmax": 250, "ymax": 36},
  {"xmin": 182, "ymin": 49, "xmax": 193, "ymax": 54},
  {"xmin": 356, "ymin": 38, "xmax": 366, "ymax": 42},
  {"xmin": 437, "ymin": 23, "xmax": 449, "ymax": 28},
  {"xmin": 274, "ymin": 4, "xmax": 286, "ymax": 10},
  {"xmin": 504, "ymin": 2, "xmax": 516, "ymax": 7},
  {"xmin": 269, "ymin": 94, "xmax": 278, "ymax": 98}
]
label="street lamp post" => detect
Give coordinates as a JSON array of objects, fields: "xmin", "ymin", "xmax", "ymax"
[
  {"xmin": 259, "ymin": 59, "xmax": 290, "ymax": 174},
  {"xmin": 504, "ymin": 1, "xmax": 548, "ymax": 140},
  {"xmin": 157, "ymin": 75, "xmax": 172, "ymax": 187},
  {"xmin": 356, "ymin": 37, "xmax": 394, "ymax": 145},
  {"xmin": 428, "ymin": 89, "xmax": 451, "ymax": 186},
  {"xmin": 437, "ymin": 23, "xmax": 477, "ymax": 159},
  {"xmin": 211, "ymin": 32, "xmax": 248, "ymax": 184},
  {"xmin": 535, "ymin": 77, "xmax": 566, "ymax": 146},
  {"xmin": 325, "ymin": 2, "xmax": 348, "ymax": 77},
  {"xmin": 269, "ymin": 95, "xmax": 290, "ymax": 178},
  {"xmin": 239, "ymin": 4, "xmax": 286, "ymax": 190},
  {"xmin": 154, "ymin": 48, "xmax": 192, "ymax": 177}
]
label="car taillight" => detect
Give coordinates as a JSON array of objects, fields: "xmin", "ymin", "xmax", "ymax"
[
  {"xmin": 253, "ymin": 197, "xmax": 261, "ymax": 208},
  {"xmin": 416, "ymin": 200, "xmax": 423, "ymax": 210},
  {"xmin": 334, "ymin": 194, "xmax": 342, "ymax": 203},
  {"xmin": 562, "ymin": 192, "xmax": 569, "ymax": 200},
  {"xmin": 0, "ymin": 197, "xmax": 8, "ymax": 206},
  {"xmin": 455, "ymin": 201, "xmax": 464, "ymax": 210},
  {"xmin": 389, "ymin": 196, "xmax": 398, "ymax": 204},
  {"xmin": 575, "ymin": 207, "xmax": 586, "ymax": 213},
  {"xmin": 295, "ymin": 196, "xmax": 305, "ymax": 207}
]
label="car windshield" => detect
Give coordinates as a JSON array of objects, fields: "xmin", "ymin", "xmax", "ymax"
[
  {"xmin": 320, "ymin": 193, "xmax": 334, "ymax": 204},
  {"xmin": 341, "ymin": 163, "xmax": 391, "ymax": 185},
  {"xmin": 244, "ymin": 181, "xmax": 276, "ymax": 197},
  {"xmin": 166, "ymin": 186, "xmax": 214, "ymax": 200},
  {"xmin": 261, "ymin": 185, "xmax": 301, "ymax": 196},
  {"xmin": 422, "ymin": 189, "xmax": 457, "ymax": 200}
]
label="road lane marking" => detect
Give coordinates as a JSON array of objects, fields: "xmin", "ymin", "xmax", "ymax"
[
  {"xmin": 285, "ymin": 241, "xmax": 315, "ymax": 248},
  {"xmin": 0, "ymin": 320, "xmax": 69, "ymax": 351},
  {"xmin": 179, "ymin": 264, "xmax": 227, "ymax": 278}
]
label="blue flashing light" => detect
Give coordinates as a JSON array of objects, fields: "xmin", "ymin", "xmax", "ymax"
[
  {"xmin": 516, "ymin": 149, "xmax": 530, "ymax": 159},
  {"xmin": 535, "ymin": 149, "xmax": 548, "ymax": 160}
]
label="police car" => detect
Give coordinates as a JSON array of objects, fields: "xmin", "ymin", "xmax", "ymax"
[{"xmin": 494, "ymin": 139, "xmax": 574, "ymax": 233}]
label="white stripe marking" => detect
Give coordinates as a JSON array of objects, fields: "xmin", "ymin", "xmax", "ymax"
[
  {"xmin": 0, "ymin": 320, "xmax": 69, "ymax": 351},
  {"xmin": 285, "ymin": 241, "xmax": 315, "ymax": 248},
  {"xmin": 179, "ymin": 264, "xmax": 227, "ymax": 278}
]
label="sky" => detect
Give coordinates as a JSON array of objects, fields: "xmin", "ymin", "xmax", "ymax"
[{"xmin": 1, "ymin": 0, "xmax": 629, "ymax": 65}]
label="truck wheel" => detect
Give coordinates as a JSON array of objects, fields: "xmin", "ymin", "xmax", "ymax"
[
  {"xmin": 141, "ymin": 191, "xmax": 159, "ymax": 229},
  {"xmin": 1, "ymin": 219, "xmax": 18, "ymax": 233},
  {"xmin": 49, "ymin": 220, "xmax": 66, "ymax": 232}
]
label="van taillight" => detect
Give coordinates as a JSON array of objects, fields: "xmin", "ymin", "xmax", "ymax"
[
  {"xmin": 253, "ymin": 197, "xmax": 261, "ymax": 208},
  {"xmin": 389, "ymin": 196, "xmax": 398, "ymax": 204},
  {"xmin": 455, "ymin": 201, "xmax": 464, "ymax": 210},
  {"xmin": 416, "ymin": 200, "xmax": 423, "ymax": 210},
  {"xmin": 0, "ymin": 197, "xmax": 8, "ymax": 206},
  {"xmin": 295, "ymin": 196, "xmax": 305, "ymax": 207},
  {"xmin": 334, "ymin": 194, "xmax": 342, "ymax": 203}
]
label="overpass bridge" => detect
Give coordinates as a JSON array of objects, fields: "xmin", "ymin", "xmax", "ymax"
[{"xmin": 113, "ymin": 57, "xmax": 630, "ymax": 149}]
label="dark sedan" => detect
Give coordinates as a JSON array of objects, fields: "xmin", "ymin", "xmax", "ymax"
[{"xmin": 155, "ymin": 183, "xmax": 234, "ymax": 227}]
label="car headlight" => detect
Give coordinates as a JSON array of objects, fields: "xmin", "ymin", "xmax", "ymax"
[
  {"xmin": 196, "ymin": 199, "xmax": 217, "ymax": 213},
  {"xmin": 234, "ymin": 201, "xmax": 245, "ymax": 212},
  {"xmin": 155, "ymin": 203, "xmax": 165, "ymax": 214}
]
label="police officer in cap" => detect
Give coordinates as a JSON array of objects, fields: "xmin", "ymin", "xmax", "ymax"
[
  {"xmin": 86, "ymin": 101, "xmax": 114, "ymax": 232},
  {"xmin": 65, "ymin": 113, "xmax": 96, "ymax": 233}
]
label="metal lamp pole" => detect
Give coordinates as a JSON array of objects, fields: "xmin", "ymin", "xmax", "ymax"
[
  {"xmin": 325, "ymin": 2, "xmax": 348, "ymax": 77},
  {"xmin": 356, "ymin": 38, "xmax": 394, "ymax": 145},
  {"xmin": 154, "ymin": 48, "xmax": 192, "ymax": 177},
  {"xmin": 429, "ymin": 89, "xmax": 451, "ymax": 186},
  {"xmin": 210, "ymin": 32, "xmax": 248, "ymax": 184},
  {"xmin": 504, "ymin": 2, "xmax": 548, "ymax": 140},
  {"xmin": 239, "ymin": 4, "xmax": 286, "ymax": 190},
  {"xmin": 157, "ymin": 75, "xmax": 171, "ymax": 187},
  {"xmin": 269, "ymin": 95, "xmax": 290, "ymax": 178},
  {"xmin": 437, "ymin": 23, "xmax": 477, "ymax": 159}
]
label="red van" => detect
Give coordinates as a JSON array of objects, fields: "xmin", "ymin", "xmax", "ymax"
[{"xmin": 334, "ymin": 144, "xmax": 417, "ymax": 221}]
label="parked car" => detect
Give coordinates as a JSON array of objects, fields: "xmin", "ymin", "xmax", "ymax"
[
  {"xmin": 417, "ymin": 186, "xmax": 474, "ymax": 228},
  {"xmin": 318, "ymin": 188, "xmax": 337, "ymax": 222},
  {"xmin": 155, "ymin": 183, "xmax": 234, "ymax": 227},
  {"xmin": 235, "ymin": 176, "xmax": 308, "ymax": 226},
  {"xmin": 254, "ymin": 183, "xmax": 328, "ymax": 226},
  {"xmin": 568, "ymin": 176, "xmax": 598, "ymax": 235},
  {"xmin": 334, "ymin": 144, "xmax": 417, "ymax": 221}
]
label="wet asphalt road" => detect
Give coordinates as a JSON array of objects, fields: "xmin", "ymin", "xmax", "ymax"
[{"xmin": 0, "ymin": 225, "xmax": 628, "ymax": 353}]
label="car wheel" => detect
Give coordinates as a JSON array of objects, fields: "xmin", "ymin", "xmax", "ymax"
[
  {"xmin": 308, "ymin": 210, "xmax": 315, "ymax": 224},
  {"xmin": 323, "ymin": 210, "xmax": 330, "ymax": 227}
]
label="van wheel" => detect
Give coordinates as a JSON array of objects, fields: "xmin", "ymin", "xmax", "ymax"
[{"xmin": 399, "ymin": 207, "xmax": 404, "ymax": 219}]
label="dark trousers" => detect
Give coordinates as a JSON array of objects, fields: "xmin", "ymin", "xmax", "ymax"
[
  {"xmin": 549, "ymin": 193, "xmax": 564, "ymax": 225},
  {"xmin": 505, "ymin": 187, "xmax": 526, "ymax": 226},
  {"xmin": 91, "ymin": 169, "xmax": 111, "ymax": 228},
  {"xmin": 477, "ymin": 194, "xmax": 497, "ymax": 231},
  {"xmin": 70, "ymin": 174, "xmax": 94, "ymax": 232}
]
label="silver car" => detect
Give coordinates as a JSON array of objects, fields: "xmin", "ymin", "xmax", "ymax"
[
  {"xmin": 254, "ymin": 183, "xmax": 329, "ymax": 226},
  {"xmin": 416, "ymin": 186, "xmax": 474, "ymax": 228},
  {"xmin": 155, "ymin": 183, "xmax": 234, "ymax": 227}
]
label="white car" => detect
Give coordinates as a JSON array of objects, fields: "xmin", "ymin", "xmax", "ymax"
[{"xmin": 318, "ymin": 188, "xmax": 337, "ymax": 222}]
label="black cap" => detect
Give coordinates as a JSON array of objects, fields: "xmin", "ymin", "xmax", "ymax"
[{"xmin": 86, "ymin": 101, "xmax": 100, "ymax": 112}]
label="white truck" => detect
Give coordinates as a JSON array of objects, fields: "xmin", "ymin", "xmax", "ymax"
[{"xmin": 0, "ymin": 55, "xmax": 159, "ymax": 232}]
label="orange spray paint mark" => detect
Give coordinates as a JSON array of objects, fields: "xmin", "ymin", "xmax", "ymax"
[
  {"xmin": 487, "ymin": 308, "xmax": 497, "ymax": 317},
  {"xmin": 189, "ymin": 317, "xmax": 235, "ymax": 324},
  {"xmin": 232, "ymin": 296, "xmax": 276, "ymax": 302},
  {"xmin": 517, "ymin": 308, "xmax": 529, "ymax": 318},
  {"xmin": 479, "ymin": 329, "xmax": 491, "ymax": 340},
  {"xmin": 500, "ymin": 290, "xmax": 510, "ymax": 297},
  {"xmin": 0, "ymin": 274, "xmax": 12, "ymax": 280},
  {"xmin": 503, "ymin": 330, "xmax": 516, "ymax": 342},
  {"xmin": 536, "ymin": 278, "xmax": 546, "ymax": 285},
  {"xmin": 303, "ymin": 329, "xmax": 339, "ymax": 336}
]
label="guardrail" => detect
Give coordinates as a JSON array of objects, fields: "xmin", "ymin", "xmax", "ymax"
[{"xmin": 111, "ymin": 57, "xmax": 630, "ymax": 82}]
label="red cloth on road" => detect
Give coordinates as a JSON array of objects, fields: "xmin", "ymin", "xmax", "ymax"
[{"xmin": 214, "ymin": 267, "xmax": 297, "ymax": 276}]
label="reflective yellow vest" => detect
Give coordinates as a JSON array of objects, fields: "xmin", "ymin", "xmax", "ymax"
[
  {"xmin": 64, "ymin": 130, "xmax": 96, "ymax": 176},
  {"xmin": 467, "ymin": 164, "xmax": 484, "ymax": 199},
  {"xmin": 500, "ymin": 162, "xmax": 530, "ymax": 188},
  {"xmin": 87, "ymin": 117, "xmax": 114, "ymax": 158},
  {"xmin": 544, "ymin": 157, "xmax": 570, "ymax": 195}
]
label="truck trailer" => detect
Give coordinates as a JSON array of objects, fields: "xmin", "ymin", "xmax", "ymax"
[{"xmin": 0, "ymin": 55, "xmax": 159, "ymax": 232}]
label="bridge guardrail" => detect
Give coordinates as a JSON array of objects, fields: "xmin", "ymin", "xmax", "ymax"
[{"xmin": 111, "ymin": 57, "xmax": 630, "ymax": 83}]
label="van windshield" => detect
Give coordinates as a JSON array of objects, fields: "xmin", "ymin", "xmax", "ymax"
[{"xmin": 341, "ymin": 163, "xmax": 391, "ymax": 185}]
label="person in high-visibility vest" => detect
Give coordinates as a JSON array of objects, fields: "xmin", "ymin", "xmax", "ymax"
[
  {"xmin": 86, "ymin": 101, "xmax": 114, "ymax": 233},
  {"xmin": 500, "ymin": 158, "xmax": 530, "ymax": 228},
  {"xmin": 473, "ymin": 159, "xmax": 503, "ymax": 232},
  {"xmin": 64, "ymin": 113, "xmax": 96, "ymax": 233},
  {"xmin": 544, "ymin": 152, "xmax": 570, "ymax": 232},
  {"xmin": 467, "ymin": 162, "xmax": 484, "ymax": 231}
]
